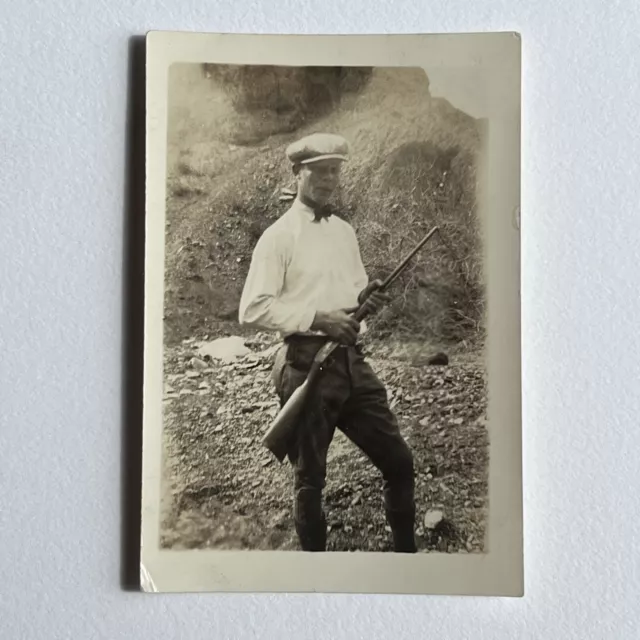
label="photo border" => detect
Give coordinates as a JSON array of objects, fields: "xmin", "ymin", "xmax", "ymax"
[{"xmin": 141, "ymin": 30, "xmax": 522, "ymax": 596}]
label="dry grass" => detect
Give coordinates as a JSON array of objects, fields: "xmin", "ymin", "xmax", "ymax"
[{"xmin": 163, "ymin": 65, "xmax": 486, "ymax": 349}]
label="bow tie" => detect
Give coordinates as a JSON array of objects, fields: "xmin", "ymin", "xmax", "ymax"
[{"xmin": 313, "ymin": 204, "xmax": 334, "ymax": 222}]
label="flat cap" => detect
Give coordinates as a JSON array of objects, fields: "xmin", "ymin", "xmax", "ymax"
[{"xmin": 285, "ymin": 133, "xmax": 349, "ymax": 165}]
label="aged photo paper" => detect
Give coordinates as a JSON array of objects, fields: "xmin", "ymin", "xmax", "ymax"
[{"xmin": 141, "ymin": 30, "xmax": 522, "ymax": 595}]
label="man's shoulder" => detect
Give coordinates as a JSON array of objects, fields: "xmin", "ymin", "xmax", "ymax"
[
  {"xmin": 262, "ymin": 209, "xmax": 300, "ymax": 236},
  {"xmin": 253, "ymin": 209, "xmax": 300, "ymax": 250},
  {"xmin": 332, "ymin": 214, "xmax": 359, "ymax": 238},
  {"xmin": 333, "ymin": 214, "xmax": 355, "ymax": 229}
]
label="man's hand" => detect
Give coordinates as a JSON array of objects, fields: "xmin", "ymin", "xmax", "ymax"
[
  {"xmin": 357, "ymin": 279, "xmax": 390, "ymax": 316},
  {"xmin": 311, "ymin": 308, "xmax": 361, "ymax": 345}
]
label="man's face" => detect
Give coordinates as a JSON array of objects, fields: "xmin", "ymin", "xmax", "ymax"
[{"xmin": 296, "ymin": 159, "xmax": 342, "ymax": 206}]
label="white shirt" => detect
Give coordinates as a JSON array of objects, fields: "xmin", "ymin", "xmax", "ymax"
[{"xmin": 238, "ymin": 199, "xmax": 369, "ymax": 337}]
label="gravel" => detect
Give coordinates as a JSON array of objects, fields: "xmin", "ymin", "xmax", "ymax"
[{"xmin": 159, "ymin": 333, "xmax": 488, "ymax": 553}]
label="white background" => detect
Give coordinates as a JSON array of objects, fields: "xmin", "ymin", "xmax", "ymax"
[{"xmin": 1, "ymin": 2, "xmax": 639, "ymax": 638}]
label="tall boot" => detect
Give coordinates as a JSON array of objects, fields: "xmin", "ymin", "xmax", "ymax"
[
  {"xmin": 385, "ymin": 508, "xmax": 417, "ymax": 553},
  {"xmin": 295, "ymin": 515, "xmax": 327, "ymax": 551},
  {"xmin": 294, "ymin": 489, "xmax": 328, "ymax": 551}
]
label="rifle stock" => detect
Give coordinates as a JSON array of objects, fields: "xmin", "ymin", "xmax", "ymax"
[
  {"xmin": 261, "ymin": 225, "xmax": 439, "ymax": 462},
  {"xmin": 261, "ymin": 381, "xmax": 309, "ymax": 463},
  {"xmin": 261, "ymin": 358, "xmax": 324, "ymax": 461}
]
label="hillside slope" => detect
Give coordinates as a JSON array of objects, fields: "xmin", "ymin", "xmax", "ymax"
[{"xmin": 163, "ymin": 65, "xmax": 486, "ymax": 348}]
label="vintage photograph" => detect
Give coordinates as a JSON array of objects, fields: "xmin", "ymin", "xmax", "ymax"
[{"xmin": 142, "ymin": 32, "xmax": 522, "ymax": 595}]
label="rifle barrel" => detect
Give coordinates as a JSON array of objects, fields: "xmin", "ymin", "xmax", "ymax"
[{"xmin": 380, "ymin": 226, "xmax": 439, "ymax": 290}]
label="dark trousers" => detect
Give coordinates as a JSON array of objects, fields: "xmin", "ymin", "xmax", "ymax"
[{"xmin": 272, "ymin": 336, "xmax": 417, "ymax": 553}]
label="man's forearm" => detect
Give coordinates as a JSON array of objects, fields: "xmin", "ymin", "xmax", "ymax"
[{"xmin": 239, "ymin": 296, "xmax": 316, "ymax": 334}]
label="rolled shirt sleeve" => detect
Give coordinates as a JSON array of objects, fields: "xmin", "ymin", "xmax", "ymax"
[
  {"xmin": 349, "ymin": 226, "xmax": 369, "ymax": 294},
  {"xmin": 346, "ymin": 225, "xmax": 371, "ymax": 335}
]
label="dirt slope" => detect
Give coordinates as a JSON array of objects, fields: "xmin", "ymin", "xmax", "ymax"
[
  {"xmin": 163, "ymin": 65, "xmax": 486, "ymax": 347},
  {"xmin": 160, "ymin": 333, "xmax": 488, "ymax": 553}
]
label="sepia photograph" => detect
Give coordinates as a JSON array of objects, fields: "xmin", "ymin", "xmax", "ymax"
[{"xmin": 142, "ymin": 31, "xmax": 522, "ymax": 595}]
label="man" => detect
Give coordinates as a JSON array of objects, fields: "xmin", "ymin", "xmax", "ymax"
[{"xmin": 239, "ymin": 133, "xmax": 417, "ymax": 553}]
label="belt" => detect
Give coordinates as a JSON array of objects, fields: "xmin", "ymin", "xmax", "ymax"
[
  {"xmin": 284, "ymin": 333, "xmax": 330, "ymax": 346},
  {"xmin": 283, "ymin": 333, "xmax": 363, "ymax": 354}
]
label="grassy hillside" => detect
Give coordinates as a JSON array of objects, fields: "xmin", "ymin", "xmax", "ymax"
[{"xmin": 163, "ymin": 64, "xmax": 486, "ymax": 349}]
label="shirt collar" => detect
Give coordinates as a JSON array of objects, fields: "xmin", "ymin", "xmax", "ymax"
[{"xmin": 290, "ymin": 197, "xmax": 332, "ymax": 223}]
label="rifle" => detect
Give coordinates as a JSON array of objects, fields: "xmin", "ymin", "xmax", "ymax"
[{"xmin": 262, "ymin": 225, "xmax": 440, "ymax": 462}]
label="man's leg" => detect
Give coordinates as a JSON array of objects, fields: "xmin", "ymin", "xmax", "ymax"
[
  {"xmin": 338, "ymin": 348, "xmax": 417, "ymax": 553},
  {"xmin": 273, "ymin": 341, "xmax": 349, "ymax": 551}
]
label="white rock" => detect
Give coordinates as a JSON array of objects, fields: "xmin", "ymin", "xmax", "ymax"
[
  {"xmin": 190, "ymin": 357, "xmax": 208, "ymax": 370},
  {"xmin": 196, "ymin": 336, "xmax": 251, "ymax": 363},
  {"xmin": 423, "ymin": 509, "xmax": 444, "ymax": 529}
]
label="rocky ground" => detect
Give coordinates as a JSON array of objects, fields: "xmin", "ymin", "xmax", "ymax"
[{"xmin": 160, "ymin": 332, "xmax": 488, "ymax": 554}]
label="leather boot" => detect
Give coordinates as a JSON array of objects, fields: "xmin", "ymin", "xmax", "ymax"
[
  {"xmin": 386, "ymin": 509, "xmax": 417, "ymax": 553},
  {"xmin": 295, "ymin": 515, "xmax": 327, "ymax": 551}
]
